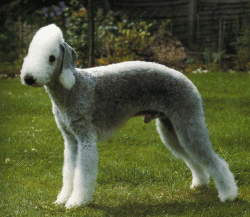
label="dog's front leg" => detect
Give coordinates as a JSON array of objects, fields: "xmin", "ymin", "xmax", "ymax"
[
  {"xmin": 54, "ymin": 133, "xmax": 77, "ymax": 205},
  {"xmin": 65, "ymin": 138, "xmax": 98, "ymax": 209}
]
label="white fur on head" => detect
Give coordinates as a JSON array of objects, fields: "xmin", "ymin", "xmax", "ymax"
[
  {"xmin": 59, "ymin": 42, "xmax": 77, "ymax": 89},
  {"xmin": 20, "ymin": 24, "xmax": 65, "ymax": 87}
]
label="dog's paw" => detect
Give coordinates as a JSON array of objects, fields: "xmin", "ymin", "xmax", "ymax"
[
  {"xmin": 190, "ymin": 181, "xmax": 209, "ymax": 189},
  {"xmin": 190, "ymin": 172, "xmax": 210, "ymax": 189},
  {"xmin": 217, "ymin": 174, "xmax": 238, "ymax": 202},
  {"xmin": 54, "ymin": 191, "xmax": 71, "ymax": 205},
  {"xmin": 54, "ymin": 198, "xmax": 67, "ymax": 206},
  {"xmin": 218, "ymin": 188, "xmax": 238, "ymax": 202},
  {"xmin": 65, "ymin": 195, "xmax": 91, "ymax": 209}
]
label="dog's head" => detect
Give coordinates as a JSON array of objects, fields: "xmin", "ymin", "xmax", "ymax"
[{"xmin": 20, "ymin": 24, "xmax": 77, "ymax": 90}]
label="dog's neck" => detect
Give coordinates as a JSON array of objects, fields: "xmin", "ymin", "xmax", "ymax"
[
  {"xmin": 45, "ymin": 75, "xmax": 72, "ymax": 111},
  {"xmin": 45, "ymin": 69, "xmax": 96, "ymax": 113}
]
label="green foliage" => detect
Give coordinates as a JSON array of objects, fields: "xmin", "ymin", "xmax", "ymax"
[
  {"xmin": 234, "ymin": 28, "xmax": 250, "ymax": 72},
  {"xmin": 112, "ymin": 21, "xmax": 153, "ymax": 57},
  {"xmin": 0, "ymin": 48, "xmax": 26, "ymax": 78},
  {"xmin": 64, "ymin": 1, "xmax": 89, "ymax": 66},
  {"xmin": 64, "ymin": 1, "xmax": 159, "ymax": 66},
  {"xmin": 0, "ymin": 27, "xmax": 19, "ymax": 62},
  {"xmin": 201, "ymin": 49, "xmax": 225, "ymax": 72},
  {"xmin": 154, "ymin": 19, "xmax": 173, "ymax": 39},
  {"xmin": 64, "ymin": 0, "xmax": 115, "ymax": 66},
  {"xmin": 203, "ymin": 49, "xmax": 225, "ymax": 64},
  {"xmin": 1, "ymin": 74, "xmax": 250, "ymax": 216},
  {"xmin": 98, "ymin": 18, "xmax": 155, "ymax": 65},
  {"xmin": 13, "ymin": 49, "xmax": 27, "ymax": 69}
]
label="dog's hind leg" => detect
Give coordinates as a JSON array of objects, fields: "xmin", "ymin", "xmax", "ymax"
[
  {"xmin": 156, "ymin": 117, "xmax": 210, "ymax": 188},
  {"xmin": 168, "ymin": 110, "xmax": 238, "ymax": 202}
]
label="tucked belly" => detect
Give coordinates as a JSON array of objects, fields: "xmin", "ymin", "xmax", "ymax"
[{"xmin": 93, "ymin": 72, "xmax": 174, "ymax": 132}]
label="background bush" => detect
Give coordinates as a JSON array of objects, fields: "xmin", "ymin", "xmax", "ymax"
[
  {"xmin": 64, "ymin": 0, "xmax": 186, "ymax": 68},
  {"xmin": 0, "ymin": 27, "xmax": 19, "ymax": 62},
  {"xmin": 234, "ymin": 28, "xmax": 250, "ymax": 72}
]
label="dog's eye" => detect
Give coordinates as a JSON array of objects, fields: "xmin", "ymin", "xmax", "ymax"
[{"xmin": 49, "ymin": 55, "xmax": 56, "ymax": 63}]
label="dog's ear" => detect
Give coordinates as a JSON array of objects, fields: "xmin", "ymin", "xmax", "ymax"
[{"xmin": 59, "ymin": 42, "xmax": 77, "ymax": 89}]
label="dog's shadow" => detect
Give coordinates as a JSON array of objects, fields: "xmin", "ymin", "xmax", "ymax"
[
  {"xmin": 90, "ymin": 188, "xmax": 249, "ymax": 216},
  {"xmin": 92, "ymin": 199, "xmax": 248, "ymax": 216}
]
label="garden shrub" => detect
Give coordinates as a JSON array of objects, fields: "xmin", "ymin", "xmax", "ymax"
[
  {"xmin": 0, "ymin": 27, "xmax": 19, "ymax": 62},
  {"xmin": 153, "ymin": 37, "xmax": 186, "ymax": 69},
  {"xmin": 150, "ymin": 20, "xmax": 186, "ymax": 69},
  {"xmin": 234, "ymin": 28, "xmax": 250, "ymax": 72},
  {"xmin": 65, "ymin": 1, "xmax": 156, "ymax": 66},
  {"xmin": 64, "ymin": 1, "xmax": 188, "ymax": 68},
  {"xmin": 97, "ymin": 17, "xmax": 155, "ymax": 65},
  {"xmin": 64, "ymin": 0, "xmax": 90, "ymax": 67}
]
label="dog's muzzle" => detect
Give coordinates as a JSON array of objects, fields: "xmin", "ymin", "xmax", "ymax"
[{"xmin": 24, "ymin": 74, "xmax": 36, "ymax": 86}]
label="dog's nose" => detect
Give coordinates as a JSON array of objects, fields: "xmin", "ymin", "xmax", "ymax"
[{"xmin": 24, "ymin": 75, "xmax": 36, "ymax": 86}]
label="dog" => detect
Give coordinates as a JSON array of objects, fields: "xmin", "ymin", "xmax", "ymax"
[{"xmin": 20, "ymin": 24, "xmax": 238, "ymax": 208}]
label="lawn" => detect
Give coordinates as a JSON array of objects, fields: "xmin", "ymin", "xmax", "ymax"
[{"xmin": 1, "ymin": 72, "xmax": 250, "ymax": 216}]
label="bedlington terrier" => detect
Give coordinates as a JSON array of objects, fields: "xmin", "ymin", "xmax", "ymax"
[{"xmin": 20, "ymin": 24, "xmax": 238, "ymax": 208}]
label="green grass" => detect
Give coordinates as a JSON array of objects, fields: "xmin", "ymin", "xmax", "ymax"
[{"xmin": 1, "ymin": 73, "xmax": 250, "ymax": 216}]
